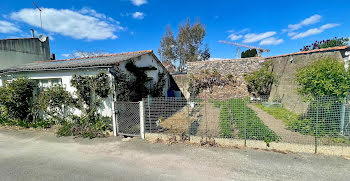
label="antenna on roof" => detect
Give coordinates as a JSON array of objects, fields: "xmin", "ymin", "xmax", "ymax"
[{"xmin": 32, "ymin": 1, "xmax": 43, "ymax": 35}]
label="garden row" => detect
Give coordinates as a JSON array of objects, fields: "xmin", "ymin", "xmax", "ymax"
[{"xmin": 215, "ymin": 99, "xmax": 280, "ymax": 144}]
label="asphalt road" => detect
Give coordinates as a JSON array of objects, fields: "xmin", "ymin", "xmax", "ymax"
[{"xmin": 0, "ymin": 128, "xmax": 349, "ymax": 181}]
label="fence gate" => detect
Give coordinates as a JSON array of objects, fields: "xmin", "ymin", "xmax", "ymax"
[{"xmin": 115, "ymin": 102, "xmax": 141, "ymax": 137}]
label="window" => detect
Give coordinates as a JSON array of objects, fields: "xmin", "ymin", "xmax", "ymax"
[{"xmin": 36, "ymin": 78, "xmax": 62, "ymax": 90}]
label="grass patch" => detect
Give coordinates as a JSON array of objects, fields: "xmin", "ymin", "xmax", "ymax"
[
  {"xmin": 255, "ymin": 104, "xmax": 299, "ymax": 126},
  {"xmin": 255, "ymin": 103, "xmax": 350, "ymax": 145},
  {"xmin": 218, "ymin": 99, "xmax": 280, "ymax": 143}
]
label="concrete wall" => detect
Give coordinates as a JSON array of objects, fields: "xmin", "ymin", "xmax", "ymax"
[
  {"xmin": 187, "ymin": 57, "xmax": 266, "ymax": 99},
  {"xmin": 267, "ymin": 49, "xmax": 349, "ymax": 114},
  {"xmin": 0, "ymin": 38, "xmax": 50, "ymax": 70},
  {"xmin": 171, "ymin": 73, "xmax": 190, "ymax": 99}
]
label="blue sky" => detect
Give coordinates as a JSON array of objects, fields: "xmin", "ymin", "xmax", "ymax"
[{"xmin": 0, "ymin": 0, "xmax": 349, "ymax": 60}]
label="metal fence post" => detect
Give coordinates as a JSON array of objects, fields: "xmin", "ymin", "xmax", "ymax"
[
  {"xmin": 340, "ymin": 97, "xmax": 346, "ymax": 135},
  {"xmin": 244, "ymin": 98, "xmax": 247, "ymax": 147},
  {"xmin": 315, "ymin": 99, "xmax": 319, "ymax": 154},
  {"xmin": 205, "ymin": 99, "xmax": 208, "ymax": 138},
  {"xmin": 112, "ymin": 102, "xmax": 117, "ymax": 136},
  {"xmin": 147, "ymin": 95, "xmax": 152, "ymax": 133},
  {"xmin": 139, "ymin": 101, "xmax": 145, "ymax": 139}
]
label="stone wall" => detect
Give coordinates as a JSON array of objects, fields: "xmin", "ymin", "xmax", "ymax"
[
  {"xmin": 187, "ymin": 57, "xmax": 265, "ymax": 99},
  {"xmin": 267, "ymin": 49, "xmax": 348, "ymax": 114}
]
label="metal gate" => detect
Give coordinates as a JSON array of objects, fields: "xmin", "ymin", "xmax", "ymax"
[{"xmin": 115, "ymin": 102, "xmax": 141, "ymax": 137}]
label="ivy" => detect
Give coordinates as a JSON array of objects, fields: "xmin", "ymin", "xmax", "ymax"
[
  {"xmin": 151, "ymin": 72, "xmax": 166, "ymax": 97},
  {"xmin": 112, "ymin": 60, "xmax": 166, "ymax": 101},
  {"xmin": 71, "ymin": 72, "xmax": 111, "ymax": 107},
  {"xmin": 60, "ymin": 72, "xmax": 113, "ymax": 138}
]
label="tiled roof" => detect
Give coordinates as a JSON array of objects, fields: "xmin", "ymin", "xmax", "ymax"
[
  {"xmin": 0, "ymin": 50, "xmax": 153, "ymax": 74},
  {"xmin": 266, "ymin": 46, "xmax": 349, "ymax": 59}
]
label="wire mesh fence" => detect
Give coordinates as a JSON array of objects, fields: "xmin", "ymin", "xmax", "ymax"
[
  {"xmin": 115, "ymin": 102, "xmax": 140, "ymax": 136},
  {"xmin": 143, "ymin": 95, "xmax": 350, "ymax": 151}
]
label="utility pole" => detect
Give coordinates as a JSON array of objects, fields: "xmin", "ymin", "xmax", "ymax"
[{"xmin": 33, "ymin": 2, "xmax": 43, "ymax": 35}]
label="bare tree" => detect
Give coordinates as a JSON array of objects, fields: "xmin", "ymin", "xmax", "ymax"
[{"xmin": 68, "ymin": 50, "xmax": 108, "ymax": 59}]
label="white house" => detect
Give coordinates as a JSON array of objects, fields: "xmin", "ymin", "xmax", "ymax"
[{"xmin": 0, "ymin": 50, "xmax": 178, "ymax": 136}]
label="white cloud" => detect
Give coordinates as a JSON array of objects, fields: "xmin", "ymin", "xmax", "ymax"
[
  {"xmin": 130, "ymin": 0, "xmax": 147, "ymax": 6},
  {"xmin": 10, "ymin": 8, "xmax": 124, "ymax": 40},
  {"xmin": 132, "ymin": 12, "xmax": 145, "ymax": 20},
  {"xmin": 209, "ymin": 58, "xmax": 231, "ymax": 61},
  {"xmin": 259, "ymin": 37, "xmax": 284, "ymax": 45},
  {"xmin": 79, "ymin": 7, "xmax": 106, "ymax": 19},
  {"xmin": 0, "ymin": 20, "xmax": 21, "ymax": 33},
  {"xmin": 61, "ymin": 53, "xmax": 70, "ymax": 58},
  {"xmin": 61, "ymin": 50, "xmax": 109, "ymax": 59},
  {"xmin": 288, "ymin": 14, "xmax": 321, "ymax": 31},
  {"xmin": 291, "ymin": 23, "xmax": 339, "ymax": 39},
  {"xmin": 243, "ymin": 31, "xmax": 276, "ymax": 43},
  {"xmin": 228, "ymin": 34, "xmax": 242, "ymax": 41},
  {"xmin": 287, "ymin": 32, "xmax": 297, "ymax": 36}
]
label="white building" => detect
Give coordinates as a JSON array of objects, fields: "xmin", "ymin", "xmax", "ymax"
[{"xmin": 0, "ymin": 50, "xmax": 177, "ymax": 136}]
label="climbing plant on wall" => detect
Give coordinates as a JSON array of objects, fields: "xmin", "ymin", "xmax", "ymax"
[
  {"xmin": 188, "ymin": 70, "xmax": 236, "ymax": 99},
  {"xmin": 112, "ymin": 60, "xmax": 167, "ymax": 101},
  {"xmin": 244, "ymin": 60, "xmax": 275, "ymax": 96}
]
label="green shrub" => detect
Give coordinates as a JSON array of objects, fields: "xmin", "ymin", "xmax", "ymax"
[
  {"xmin": 38, "ymin": 85, "xmax": 76, "ymax": 124},
  {"xmin": 0, "ymin": 78, "xmax": 37, "ymax": 120},
  {"xmin": 57, "ymin": 122, "xmax": 73, "ymax": 137},
  {"xmin": 295, "ymin": 57, "xmax": 350, "ymax": 101},
  {"xmin": 244, "ymin": 61, "xmax": 275, "ymax": 96},
  {"xmin": 256, "ymin": 103, "xmax": 343, "ymax": 137}
]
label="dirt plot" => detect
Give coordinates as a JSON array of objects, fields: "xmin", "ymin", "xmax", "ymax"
[{"xmin": 159, "ymin": 103, "xmax": 221, "ymax": 137}]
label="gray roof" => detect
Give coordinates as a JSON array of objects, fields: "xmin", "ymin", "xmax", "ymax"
[{"xmin": 0, "ymin": 50, "xmax": 153, "ymax": 74}]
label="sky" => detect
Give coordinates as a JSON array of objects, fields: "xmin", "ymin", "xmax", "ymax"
[{"xmin": 0, "ymin": 0, "xmax": 349, "ymax": 60}]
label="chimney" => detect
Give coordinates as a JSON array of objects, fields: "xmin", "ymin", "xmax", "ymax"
[
  {"xmin": 30, "ymin": 29, "xmax": 35, "ymax": 38},
  {"xmin": 50, "ymin": 53, "xmax": 56, "ymax": 60}
]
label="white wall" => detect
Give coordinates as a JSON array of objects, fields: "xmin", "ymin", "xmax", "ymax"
[
  {"xmin": 0, "ymin": 54, "xmax": 172, "ymax": 117},
  {"xmin": 0, "ymin": 68, "xmax": 114, "ymax": 117}
]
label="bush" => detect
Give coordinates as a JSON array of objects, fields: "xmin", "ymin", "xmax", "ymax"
[
  {"xmin": 256, "ymin": 102, "xmax": 343, "ymax": 137},
  {"xmin": 300, "ymin": 37, "xmax": 349, "ymax": 51},
  {"xmin": 295, "ymin": 57, "xmax": 350, "ymax": 101},
  {"xmin": 244, "ymin": 61, "xmax": 275, "ymax": 96},
  {"xmin": 38, "ymin": 85, "xmax": 76, "ymax": 124},
  {"xmin": 57, "ymin": 122, "xmax": 73, "ymax": 137},
  {"xmin": 0, "ymin": 78, "xmax": 37, "ymax": 120}
]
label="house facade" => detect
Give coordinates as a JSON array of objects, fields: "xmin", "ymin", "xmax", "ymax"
[{"xmin": 0, "ymin": 50, "xmax": 178, "ymax": 136}]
